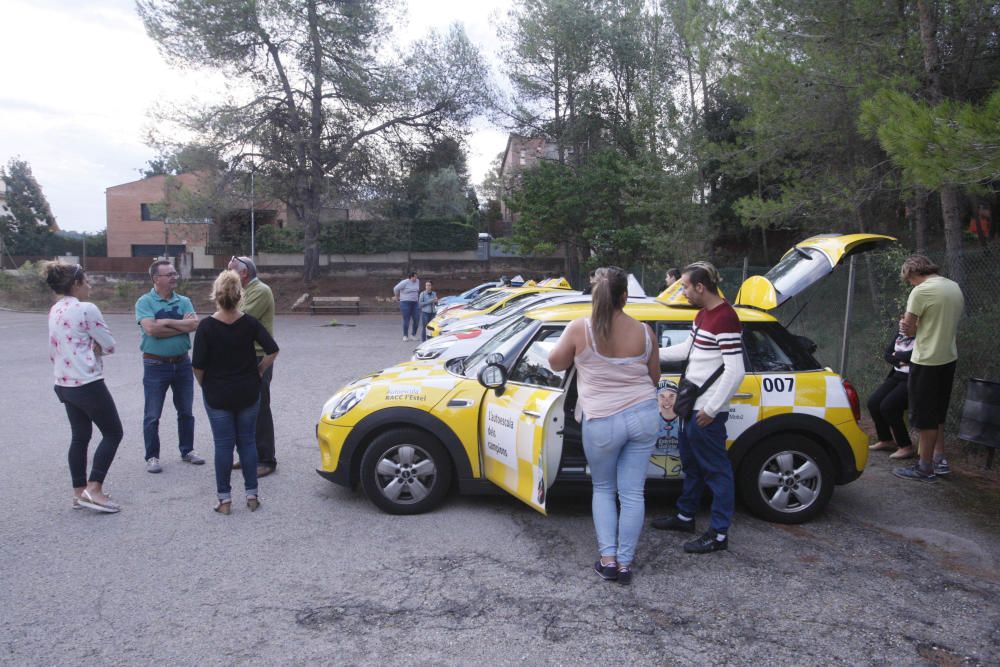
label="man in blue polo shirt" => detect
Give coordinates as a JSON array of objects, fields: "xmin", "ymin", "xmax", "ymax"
[{"xmin": 135, "ymin": 259, "xmax": 205, "ymax": 473}]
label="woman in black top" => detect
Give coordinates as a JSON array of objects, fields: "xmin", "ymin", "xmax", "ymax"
[
  {"xmin": 867, "ymin": 322, "xmax": 915, "ymax": 458},
  {"xmin": 193, "ymin": 270, "xmax": 279, "ymax": 514}
]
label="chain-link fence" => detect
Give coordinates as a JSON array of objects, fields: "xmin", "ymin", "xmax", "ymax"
[{"xmin": 637, "ymin": 241, "xmax": 1000, "ymax": 449}]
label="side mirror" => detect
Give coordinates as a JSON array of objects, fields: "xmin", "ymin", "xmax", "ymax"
[{"xmin": 478, "ymin": 363, "xmax": 508, "ymax": 396}]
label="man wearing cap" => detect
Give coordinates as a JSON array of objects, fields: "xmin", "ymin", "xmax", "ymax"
[
  {"xmin": 136, "ymin": 259, "xmax": 204, "ymax": 473},
  {"xmin": 228, "ymin": 256, "xmax": 278, "ymax": 477},
  {"xmin": 652, "ymin": 262, "xmax": 745, "ymax": 553}
]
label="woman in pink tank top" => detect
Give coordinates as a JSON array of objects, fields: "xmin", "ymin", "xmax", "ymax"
[{"xmin": 550, "ymin": 267, "xmax": 660, "ymax": 585}]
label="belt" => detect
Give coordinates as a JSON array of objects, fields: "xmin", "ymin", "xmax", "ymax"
[{"xmin": 143, "ymin": 352, "xmax": 188, "ymax": 363}]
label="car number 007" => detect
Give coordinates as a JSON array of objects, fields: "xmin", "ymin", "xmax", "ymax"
[{"xmin": 762, "ymin": 377, "xmax": 794, "ymax": 393}]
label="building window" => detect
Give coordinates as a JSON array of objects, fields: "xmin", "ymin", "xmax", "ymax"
[{"xmin": 140, "ymin": 203, "xmax": 167, "ymax": 221}]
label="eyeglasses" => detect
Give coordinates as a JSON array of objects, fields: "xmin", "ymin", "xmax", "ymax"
[
  {"xmin": 156, "ymin": 270, "xmax": 179, "ymax": 278},
  {"xmin": 231, "ymin": 256, "xmax": 248, "ymax": 269}
]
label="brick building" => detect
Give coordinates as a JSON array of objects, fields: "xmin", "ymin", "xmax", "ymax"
[
  {"xmin": 105, "ymin": 172, "xmax": 290, "ymax": 267},
  {"xmin": 106, "ymin": 172, "xmax": 373, "ymax": 264},
  {"xmin": 498, "ymin": 134, "xmax": 560, "ymax": 235}
]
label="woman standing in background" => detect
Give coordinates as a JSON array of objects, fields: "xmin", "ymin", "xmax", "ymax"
[
  {"xmin": 45, "ymin": 261, "xmax": 123, "ymax": 513},
  {"xmin": 193, "ymin": 270, "xmax": 279, "ymax": 515}
]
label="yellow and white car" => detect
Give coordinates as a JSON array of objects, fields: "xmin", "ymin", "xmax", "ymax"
[
  {"xmin": 424, "ymin": 278, "xmax": 574, "ymax": 338},
  {"xmin": 316, "ymin": 234, "xmax": 893, "ymax": 523}
]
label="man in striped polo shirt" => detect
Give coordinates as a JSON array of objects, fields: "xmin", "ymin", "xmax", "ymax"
[{"xmin": 652, "ymin": 262, "xmax": 745, "ymax": 553}]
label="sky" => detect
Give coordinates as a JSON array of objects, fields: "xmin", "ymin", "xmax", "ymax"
[{"xmin": 0, "ymin": 0, "xmax": 510, "ymax": 233}]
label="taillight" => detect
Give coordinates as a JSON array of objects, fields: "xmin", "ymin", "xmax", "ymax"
[{"xmin": 842, "ymin": 379, "xmax": 861, "ymax": 422}]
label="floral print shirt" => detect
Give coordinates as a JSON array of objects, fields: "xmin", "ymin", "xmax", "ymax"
[{"xmin": 48, "ymin": 297, "xmax": 117, "ymax": 387}]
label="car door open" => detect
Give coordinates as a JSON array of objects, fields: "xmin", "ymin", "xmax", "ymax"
[{"xmin": 478, "ymin": 327, "xmax": 566, "ymax": 514}]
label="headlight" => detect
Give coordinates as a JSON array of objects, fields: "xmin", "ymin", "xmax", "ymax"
[
  {"xmin": 439, "ymin": 318, "xmax": 457, "ymax": 328},
  {"xmin": 323, "ymin": 385, "xmax": 370, "ymax": 420},
  {"xmin": 415, "ymin": 347, "xmax": 443, "ymax": 360}
]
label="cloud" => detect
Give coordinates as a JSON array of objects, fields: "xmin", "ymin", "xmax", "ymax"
[{"xmin": 0, "ymin": 0, "xmax": 511, "ymax": 233}]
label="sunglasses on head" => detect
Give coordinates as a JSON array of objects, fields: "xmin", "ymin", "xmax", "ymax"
[{"xmin": 231, "ymin": 256, "xmax": 248, "ymax": 269}]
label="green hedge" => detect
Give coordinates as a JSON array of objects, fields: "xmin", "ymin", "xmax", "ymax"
[{"xmin": 254, "ymin": 219, "xmax": 477, "ymax": 254}]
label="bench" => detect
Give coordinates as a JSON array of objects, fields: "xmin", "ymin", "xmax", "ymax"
[{"xmin": 310, "ymin": 296, "xmax": 361, "ymax": 315}]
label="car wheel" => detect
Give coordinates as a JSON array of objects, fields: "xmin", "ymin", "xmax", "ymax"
[
  {"xmin": 360, "ymin": 428, "xmax": 452, "ymax": 515},
  {"xmin": 737, "ymin": 435, "xmax": 834, "ymax": 524}
]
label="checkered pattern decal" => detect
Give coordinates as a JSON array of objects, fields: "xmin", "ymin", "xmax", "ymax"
[{"xmin": 758, "ymin": 372, "xmax": 855, "ymax": 425}]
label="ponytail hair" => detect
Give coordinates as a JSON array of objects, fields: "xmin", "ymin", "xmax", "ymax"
[
  {"xmin": 42, "ymin": 261, "xmax": 84, "ymax": 296},
  {"xmin": 590, "ymin": 266, "xmax": 628, "ymax": 345},
  {"xmin": 211, "ymin": 270, "xmax": 242, "ymax": 311}
]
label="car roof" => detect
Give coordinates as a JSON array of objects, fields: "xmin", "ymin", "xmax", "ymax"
[{"xmin": 525, "ymin": 301, "xmax": 777, "ymax": 323}]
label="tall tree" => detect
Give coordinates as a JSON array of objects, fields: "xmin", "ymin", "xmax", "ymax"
[
  {"xmin": 499, "ymin": 0, "xmax": 602, "ymax": 163},
  {"xmin": 139, "ymin": 0, "xmax": 488, "ymax": 281},
  {"xmin": 718, "ymin": 0, "xmax": 911, "ymax": 245},
  {"xmin": 0, "ymin": 158, "xmax": 58, "ymax": 255}
]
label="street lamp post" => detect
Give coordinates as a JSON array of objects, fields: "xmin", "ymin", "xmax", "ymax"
[{"xmin": 250, "ymin": 163, "xmax": 256, "ymax": 261}]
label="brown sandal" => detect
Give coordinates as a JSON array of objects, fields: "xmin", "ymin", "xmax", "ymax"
[
  {"xmin": 246, "ymin": 496, "xmax": 260, "ymax": 512},
  {"xmin": 214, "ymin": 500, "xmax": 232, "ymax": 515}
]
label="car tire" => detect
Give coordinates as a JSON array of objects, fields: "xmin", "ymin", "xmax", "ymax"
[
  {"xmin": 360, "ymin": 428, "xmax": 453, "ymax": 515},
  {"xmin": 737, "ymin": 435, "xmax": 835, "ymax": 524}
]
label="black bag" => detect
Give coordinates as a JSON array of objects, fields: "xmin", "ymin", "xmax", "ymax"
[
  {"xmin": 674, "ymin": 324, "xmax": 724, "ymax": 420},
  {"xmin": 674, "ymin": 371, "xmax": 723, "ymax": 420},
  {"xmin": 673, "ymin": 378, "xmax": 701, "ymax": 421}
]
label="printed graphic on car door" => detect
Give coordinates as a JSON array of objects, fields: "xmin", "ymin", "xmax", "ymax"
[
  {"xmin": 479, "ymin": 328, "xmax": 566, "ymax": 514},
  {"xmin": 649, "ymin": 322, "xmax": 760, "ymax": 479}
]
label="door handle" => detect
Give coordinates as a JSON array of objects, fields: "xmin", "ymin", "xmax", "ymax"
[
  {"xmin": 522, "ymin": 410, "xmax": 542, "ymax": 418},
  {"xmin": 733, "ymin": 392, "xmax": 752, "ymax": 399}
]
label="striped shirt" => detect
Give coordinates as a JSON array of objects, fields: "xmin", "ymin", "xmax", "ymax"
[{"xmin": 660, "ymin": 300, "xmax": 746, "ymax": 418}]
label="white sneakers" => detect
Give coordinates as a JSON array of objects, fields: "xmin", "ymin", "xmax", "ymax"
[
  {"xmin": 146, "ymin": 457, "xmax": 162, "ymax": 473},
  {"xmin": 403, "ymin": 335, "xmax": 409, "ymax": 341}
]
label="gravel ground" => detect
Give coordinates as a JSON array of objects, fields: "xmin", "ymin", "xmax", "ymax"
[{"xmin": 1, "ymin": 311, "xmax": 997, "ymax": 666}]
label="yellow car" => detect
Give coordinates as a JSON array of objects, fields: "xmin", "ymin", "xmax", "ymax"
[
  {"xmin": 316, "ymin": 234, "xmax": 892, "ymax": 523},
  {"xmin": 424, "ymin": 278, "xmax": 574, "ymax": 338}
]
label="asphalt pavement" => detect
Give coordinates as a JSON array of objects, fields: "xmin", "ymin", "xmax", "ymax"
[{"xmin": 1, "ymin": 310, "xmax": 998, "ymax": 665}]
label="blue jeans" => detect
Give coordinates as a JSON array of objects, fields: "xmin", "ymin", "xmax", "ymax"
[
  {"xmin": 203, "ymin": 397, "xmax": 260, "ymax": 500},
  {"xmin": 582, "ymin": 399, "xmax": 658, "ymax": 566},
  {"xmin": 142, "ymin": 356, "xmax": 195, "ymax": 460},
  {"xmin": 420, "ymin": 311, "xmax": 435, "ymax": 341},
  {"xmin": 676, "ymin": 412, "xmax": 733, "ymax": 533},
  {"xmin": 400, "ymin": 300, "xmax": 419, "ymax": 336}
]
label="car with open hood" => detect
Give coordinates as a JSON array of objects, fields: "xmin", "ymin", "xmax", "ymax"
[{"xmin": 316, "ymin": 234, "xmax": 893, "ymax": 523}]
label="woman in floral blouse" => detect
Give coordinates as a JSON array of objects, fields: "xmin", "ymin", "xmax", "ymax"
[{"xmin": 45, "ymin": 262, "xmax": 123, "ymax": 513}]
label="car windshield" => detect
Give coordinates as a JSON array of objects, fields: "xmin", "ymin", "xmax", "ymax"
[
  {"xmin": 761, "ymin": 246, "xmax": 833, "ymax": 302},
  {"xmin": 461, "ymin": 316, "xmax": 536, "ymax": 377},
  {"xmin": 483, "ymin": 294, "xmax": 565, "ymax": 328},
  {"xmin": 466, "ymin": 289, "xmax": 508, "ymax": 311},
  {"xmin": 462, "ymin": 283, "xmax": 494, "ymax": 299}
]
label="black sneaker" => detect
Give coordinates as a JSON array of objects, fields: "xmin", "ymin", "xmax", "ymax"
[
  {"xmin": 616, "ymin": 566, "xmax": 633, "ymax": 586},
  {"xmin": 651, "ymin": 514, "xmax": 696, "ymax": 533},
  {"xmin": 593, "ymin": 560, "xmax": 618, "ymax": 581},
  {"xmin": 684, "ymin": 530, "xmax": 728, "ymax": 554}
]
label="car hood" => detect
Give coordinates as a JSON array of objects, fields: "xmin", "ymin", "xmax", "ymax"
[
  {"xmin": 734, "ymin": 233, "xmax": 896, "ymax": 310},
  {"xmin": 341, "ymin": 360, "xmax": 467, "ymax": 420}
]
